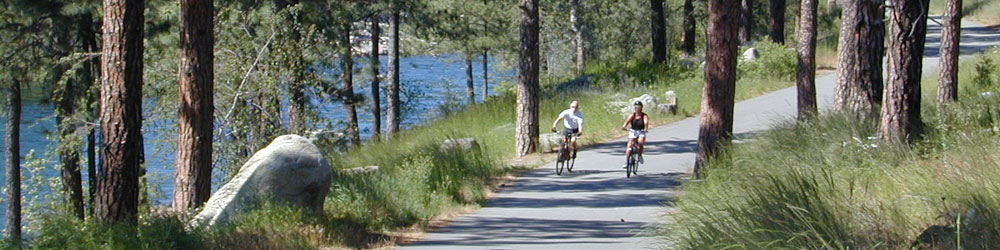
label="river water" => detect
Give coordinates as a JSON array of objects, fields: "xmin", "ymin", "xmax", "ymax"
[{"xmin": 0, "ymin": 54, "xmax": 512, "ymax": 225}]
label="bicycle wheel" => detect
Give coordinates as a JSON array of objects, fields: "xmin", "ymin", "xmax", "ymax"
[
  {"xmin": 567, "ymin": 148, "xmax": 576, "ymax": 172},
  {"xmin": 556, "ymin": 145, "xmax": 566, "ymax": 175},
  {"xmin": 630, "ymin": 146, "xmax": 639, "ymax": 176},
  {"xmin": 626, "ymin": 153, "xmax": 634, "ymax": 178}
]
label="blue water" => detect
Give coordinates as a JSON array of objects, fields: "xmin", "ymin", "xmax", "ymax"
[{"xmin": 0, "ymin": 54, "xmax": 512, "ymax": 226}]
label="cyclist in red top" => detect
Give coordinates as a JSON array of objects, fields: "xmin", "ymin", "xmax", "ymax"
[{"xmin": 621, "ymin": 101, "xmax": 649, "ymax": 167}]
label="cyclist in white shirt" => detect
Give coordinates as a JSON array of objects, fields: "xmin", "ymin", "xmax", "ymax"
[{"xmin": 551, "ymin": 101, "xmax": 584, "ymax": 159}]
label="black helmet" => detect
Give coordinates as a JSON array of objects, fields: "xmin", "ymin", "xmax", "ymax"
[{"xmin": 633, "ymin": 101, "xmax": 643, "ymax": 106}]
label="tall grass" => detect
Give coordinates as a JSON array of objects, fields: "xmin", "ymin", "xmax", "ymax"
[{"xmin": 659, "ymin": 49, "xmax": 1000, "ymax": 249}]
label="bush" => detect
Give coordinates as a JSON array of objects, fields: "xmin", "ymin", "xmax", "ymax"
[
  {"xmin": 738, "ymin": 41, "xmax": 798, "ymax": 81},
  {"xmin": 972, "ymin": 56, "xmax": 996, "ymax": 87}
]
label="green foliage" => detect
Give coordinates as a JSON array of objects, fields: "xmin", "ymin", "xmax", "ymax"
[
  {"xmin": 29, "ymin": 212, "xmax": 199, "ymax": 249},
  {"xmin": 972, "ymin": 56, "xmax": 996, "ymax": 87},
  {"xmin": 738, "ymin": 41, "xmax": 799, "ymax": 81},
  {"xmin": 660, "ymin": 51, "xmax": 1000, "ymax": 249}
]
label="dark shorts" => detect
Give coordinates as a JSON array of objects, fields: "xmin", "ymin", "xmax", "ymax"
[{"xmin": 564, "ymin": 128, "xmax": 579, "ymax": 138}]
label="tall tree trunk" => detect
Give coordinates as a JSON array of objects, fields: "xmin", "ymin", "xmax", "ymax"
[
  {"xmin": 386, "ymin": 9, "xmax": 401, "ymax": 138},
  {"xmin": 5, "ymin": 76, "xmax": 22, "ymax": 242},
  {"xmin": 276, "ymin": 0, "xmax": 305, "ymax": 133},
  {"xmin": 370, "ymin": 15, "xmax": 381, "ymax": 139},
  {"xmin": 516, "ymin": 0, "xmax": 540, "ymax": 157},
  {"xmin": 466, "ymin": 55, "xmax": 475, "ymax": 104},
  {"xmin": 880, "ymin": 0, "xmax": 928, "ymax": 142},
  {"xmin": 797, "ymin": 0, "xmax": 818, "ymax": 119},
  {"xmin": 681, "ymin": 0, "xmax": 696, "ymax": 55},
  {"xmin": 570, "ymin": 0, "xmax": 584, "ymax": 72},
  {"xmin": 52, "ymin": 16, "xmax": 94, "ymax": 221},
  {"xmin": 81, "ymin": 13, "xmax": 100, "ymax": 215},
  {"xmin": 57, "ymin": 68, "xmax": 85, "ymax": 221},
  {"xmin": 695, "ymin": 0, "xmax": 740, "ymax": 179},
  {"xmin": 173, "ymin": 0, "xmax": 214, "ymax": 212},
  {"xmin": 650, "ymin": 0, "xmax": 667, "ymax": 63},
  {"xmin": 937, "ymin": 0, "xmax": 961, "ymax": 108},
  {"xmin": 741, "ymin": 0, "xmax": 753, "ymax": 43},
  {"xmin": 341, "ymin": 23, "xmax": 360, "ymax": 146},
  {"xmin": 769, "ymin": 0, "xmax": 786, "ymax": 44},
  {"xmin": 482, "ymin": 49, "xmax": 489, "ymax": 100},
  {"xmin": 833, "ymin": 0, "xmax": 884, "ymax": 116},
  {"xmin": 97, "ymin": 0, "xmax": 145, "ymax": 225}
]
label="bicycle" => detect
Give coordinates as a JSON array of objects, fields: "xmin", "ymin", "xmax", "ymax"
[
  {"xmin": 623, "ymin": 128, "xmax": 641, "ymax": 178},
  {"xmin": 553, "ymin": 129, "xmax": 577, "ymax": 175}
]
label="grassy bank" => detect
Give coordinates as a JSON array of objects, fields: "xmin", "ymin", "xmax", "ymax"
[
  {"xmin": 659, "ymin": 48, "xmax": 1000, "ymax": 249},
  {"xmin": 21, "ymin": 40, "xmax": 800, "ymax": 248}
]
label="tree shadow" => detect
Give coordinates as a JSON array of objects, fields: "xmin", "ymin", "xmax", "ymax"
[{"xmin": 406, "ymin": 217, "xmax": 649, "ymax": 247}]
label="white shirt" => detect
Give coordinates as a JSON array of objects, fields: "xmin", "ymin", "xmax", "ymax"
[{"xmin": 558, "ymin": 109, "xmax": 584, "ymax": 129}]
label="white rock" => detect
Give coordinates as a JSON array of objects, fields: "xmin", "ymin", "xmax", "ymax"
[
  {"xmin": 741, "ymin": 47, "xmax": 760, "ymax": 62},
  {"xmin": 190, "ymin": 135, "xmax": 332, "ymax": 228},
  {"xmin": 659, "ymin": 91, "xmax": 678, "ymax": 114},
  {"xmin": 440, "ymin": 138, "xmax": 479, "ymax": 152},
  {"xmin": 340, "ymin": 166, "xmax": 380, "ymax": 175},
  {"xmin": 540, "ymin": 133, "xmax": 563, "ymax": 153}
]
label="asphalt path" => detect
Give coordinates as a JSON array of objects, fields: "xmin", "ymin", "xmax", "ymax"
[{"xmin": 404, "ymin": 18, "xmax": 1000, "ymax": 250}]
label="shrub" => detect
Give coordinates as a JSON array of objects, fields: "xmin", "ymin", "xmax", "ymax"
[{"xmin": 738, "ymin": 41, "xmax": 798, "ymax": 81}]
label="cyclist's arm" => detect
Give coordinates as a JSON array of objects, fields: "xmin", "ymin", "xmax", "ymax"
[
  {"xmin": 552, "ymin": 114, "xmax": 564, "ymax": 131},
  {"xmin": 643, "ymin": 113, "xmax": 649, "ymax": 132},
  {"xmin": 621, "ymin": 113, "xmax": 634, "ymax": 129},
  {"xmin": 576, "ymin": 114, "xmax": 584, "ymax": 135}
]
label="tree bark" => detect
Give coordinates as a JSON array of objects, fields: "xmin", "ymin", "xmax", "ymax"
[
  {"xmin": 386, "ymin": 8, "xmax": 401, "ymax": 138},
  {"xmin": 482, "ymin": 49, "xmax": 489, "ymax": 100},
  {"xmin": 370, "ymin": 15, "xmax": 381, "ymax": 139},
  {"xmin": 797, "ymin": 0, "xmax": 818, "ymax": 119},
  {"xmin": 97, "ymin": 0, "xmax": 145, "ymax": 225},
  {"xmin": 833, "ymin": 0, "xmax": 884, "ymax": 116},
  {"xmin": 681, "ymin": 0, "xmax": 696, "ymax": 55},
  {"xmin": 516, "ymin": 0, "xmax": 540, "ymax": 157},
  {"xmin": 880, "ymin": 0, "xmax": 928, "ymax": 142},
  {"xmin": 651, "ymin": 0, "xmax": 667, "ymax": 63},
  {"xmin": 173, "ymin": 0, "xmax": 214, "ymax": 212},
  {"xmin": 741, "ymin": 0, "xmax": 754, "ymax": 43},
  {"xmin": 276, "ymin": 0, "xmax": 306, "ymax": 133},
  {"xmin": 695, "ymin": 0, "xmax": 740, "ymax": 178},
  {"xmin": 81, "ymin": 13, "xmax": 100, "ymax": 215},
  {"xmin": 340, "ymin": 23, "xmax": 360, "ymax": 147},
  {"xmin": 466, "ymin": 55, "xmax": 475, "ymax": 104},
  {"xmin": 57, "ymin": 69, "xmax": 85, "ymax": 222},
  {"xmin": 937, "ymin": 0, "xmax": 961, "ymax": 108},
  {"xmin": 52, "ymin": 16, "xmax": 91, "ymax": 221},
  {"xmin": 769, "ymin": 0, "xmax": 786, "ymax": 44},
  {"xmin": 6, "ymin": 76, "xmax": 22, "ymax": 242},
  {"xmin": 571, "ymin": 0, "xmax": 584, "ymax": 72}
]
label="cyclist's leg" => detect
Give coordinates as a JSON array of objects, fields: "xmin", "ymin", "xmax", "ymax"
[
  {"xmin": 638, "ymin": 136, "xmax": 646, "ymax": 155},
  {"xmin": 637, "ymin": 135, "xmax": 646, "ymax": 163},
  {"xmin": 624, "ymin": 132, "xmax": 635, "ymax": 167},
  {"xmin": 570, "ymin": 135, "xmax": 578, "ymax": 158}
]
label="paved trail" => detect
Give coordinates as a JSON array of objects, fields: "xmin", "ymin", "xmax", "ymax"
[{"xmin": 404, "ymin": 19, "xmax": 1000, "ymax": 250}]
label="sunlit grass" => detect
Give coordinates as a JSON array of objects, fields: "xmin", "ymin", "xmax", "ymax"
[{"xmin": 659, "ymin": 48, "xmax": 1000, "ymax": 249}]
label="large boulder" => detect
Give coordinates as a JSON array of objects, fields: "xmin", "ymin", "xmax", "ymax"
[
  {"xmin": 540, "ymin": 133, "xmax": 563, "ymax": 153},
  {"xmin": 190, "ymin": 135, "xmax": 332, "ymax": 228}
]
